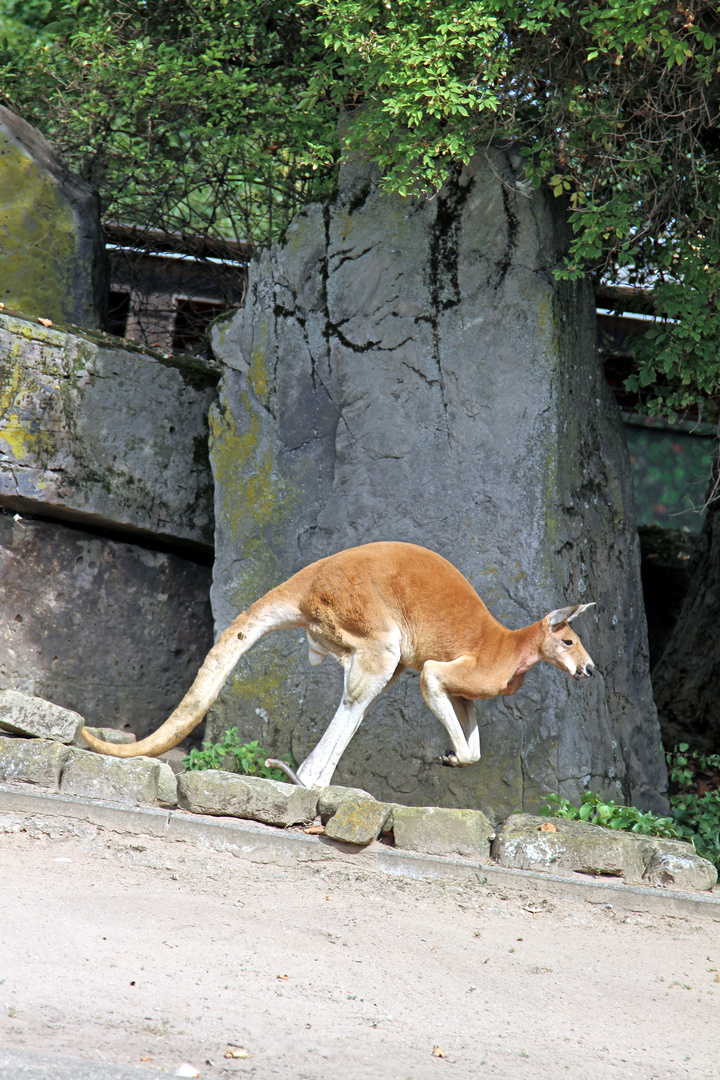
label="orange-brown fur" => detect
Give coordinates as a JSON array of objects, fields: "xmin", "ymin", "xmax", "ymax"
[{"xmin": 82, "ymin": 542, "xmax": 595, "ymax": 787}]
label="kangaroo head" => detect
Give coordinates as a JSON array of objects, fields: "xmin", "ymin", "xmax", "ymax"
[{"xmin": 539, "ymin": 603, "xmax": 596, "ymax": 681}]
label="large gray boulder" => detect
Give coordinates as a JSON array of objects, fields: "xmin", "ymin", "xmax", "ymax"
[
  {"xmin": 0, "ymin": 309, "xmax": 217, "ymax": 548},
  {"xmin": 0, "ymin": 106, "xmax": 106, "ymax": 328},
  {"xmin": 207, "ymin": 147, "xmax": 666, "ymax": 820},
  {"xmin": 0, "ymin": 512, "xmax": 212, "ymax": 738}
]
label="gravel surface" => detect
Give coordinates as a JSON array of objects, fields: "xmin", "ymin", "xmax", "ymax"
[{"xmin": 0, "ymin": 810, "xmax": 718, "ymax": 1079}]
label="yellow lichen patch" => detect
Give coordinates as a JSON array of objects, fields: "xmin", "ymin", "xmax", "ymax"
[
  {"xmin": 226, "ymin": 652, "xmax": 287, "ymax": 715},
  {"xmin": 249, "ymin": 331, "xmax": 270, "ymax": 404},
  {"xmin": 210, "ymin": 396, "xmax": 287, "ymax": 542},
  {"xmin": 544, "ymin": 446, "xmax": 559, "ymax": 547},
  {"xmin": 534, "ymin": 293, "xmax": 558, "ymax": 357},
  {"xmin": 209, "ymin": 386, "xmax": 302, "ymax": 721},
  {"xmin": 0, "ymin": 357, "xmax": 55, "ymax": 465},
  {"xmin": 0, "ymin": 135, "xmax": 78, "ymax": 324},
  {"xmin": 209, "ymin": 390, "xmax": 298, "ymax": 606}
]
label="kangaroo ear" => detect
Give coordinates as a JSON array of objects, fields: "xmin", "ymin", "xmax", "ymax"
[{"xmin": 546, "ymin": 602, "xmax": 595, "ymax": 629}]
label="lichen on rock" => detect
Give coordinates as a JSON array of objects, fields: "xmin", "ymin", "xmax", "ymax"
[{"xmin": 0, "ymin": 106, "xmax": 107, "ymax": 327}]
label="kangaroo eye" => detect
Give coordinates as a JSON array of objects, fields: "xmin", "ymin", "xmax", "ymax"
[{"xmin": 562, "ymin": 639, "xmax": 573, "ymax": 647}]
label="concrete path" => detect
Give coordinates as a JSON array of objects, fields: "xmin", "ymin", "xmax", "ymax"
[{"xmin": 0, "ymin": 798, "xmax": 718, "ymax": 1079}]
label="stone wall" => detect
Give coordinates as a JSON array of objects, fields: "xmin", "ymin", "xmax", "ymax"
[
  {"xmin": 0, "ymin": 310, "xmax": 217, "ymax": 550},
  {"xmin": 0, "ymin": 513, "xmax": 213, "ymax": 738},
  {"xmin": 206, "ymin": 148, "xmax": 667, "ymax": 819},
  {"xmin": 0, "ymin": 310, "xmax": 218, "ymax": 737}
]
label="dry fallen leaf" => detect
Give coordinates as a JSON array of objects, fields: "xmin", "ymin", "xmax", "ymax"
[
  {"xmin": 538, "ymin": 822, "xmax": 557, "ymax": 832},
  {"xmin": 303, "ymin": 824, "xmax": 325, "ymax": 835},
  {"xmin": 37, "ymin": 318, "xmax": 53, "ymax": 327},
  {"xmin": 276, "ymin": 974, "xmax": 288, "ymax": 981},
  {"xmin": 225, "ymin": 1048, "xmax": 251, "ymax": 1059},
  {"xmin": 140, "ymin": 1056, "xmax": 152, "ymax": 1062},
  {"xmin": 432, "ymin": 1046, "xmax": 445, "ymax": 1058}
]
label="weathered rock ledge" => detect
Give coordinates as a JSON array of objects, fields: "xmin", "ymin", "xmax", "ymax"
[
  {"xmin": 0, "ymin": 701, "xmax": 714, "ymax": 893},
  {"xmin": 0, "ymin": 308, "xmax": 218, "ymax": 551}
]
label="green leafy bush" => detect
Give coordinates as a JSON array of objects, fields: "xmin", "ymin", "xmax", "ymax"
[
  {"xmin": 665, "ymin": 744, "xmax": 720, "ymax": 870},
  {"xmin": 540, "ymin": 792, "xmax": 679, "ymax": 839},
  {"xmin": 541, "ymin": 744, "xmax": 720, "ymax": 871},
  {"xmin": 182, "ymin": 729, "xmax": 293, "ymax": 783}
]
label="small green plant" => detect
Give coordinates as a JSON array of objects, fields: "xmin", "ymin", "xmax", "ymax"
[
  {"xmin": 540, "ymin": 744, "xmax": 720, "ymax": 872},
  {"xmin": 669, "ymin": 793, "xmax": 720, "ymax": 869},
  {"xmin": 665, "ymin": 744, "xmax": 720, "ymax": 870},
  {"xmin": 182, "ymin": 729, "xmax": 294, "ymax": 783},
  {"xmin": 540, "ymin": 792, "xmax": 680, "ymax": 839},
  {"xmin": 666, "ymin": 743, "xmax": 720, "ymax": 788}
]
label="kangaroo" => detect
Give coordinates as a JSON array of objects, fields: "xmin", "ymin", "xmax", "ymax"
[{"xmin": 81, "ymin": 542, "xmax": 596, "ymax": 788}]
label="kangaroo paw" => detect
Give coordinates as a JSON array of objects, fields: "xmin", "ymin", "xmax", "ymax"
[{"xmin": 440, "ymin": 753, "xmax": 460, "ymax": 767}]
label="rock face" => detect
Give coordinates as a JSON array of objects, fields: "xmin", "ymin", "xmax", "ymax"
[
  {"xmin": 208, "ymin": 147, "xmax": 666, "ymax": 820},
  {"xmin": 0, "ymin": 106, "xmax": 106, "ymax": 328},
  {"xmin": 0, "ymin": 310, "xmax": 217, "ymax": 549},
  {"xmin": 74, "ymin": 728, "xmax": 137, "ymax": 748},
  {"xmin": 0, "ymin": 513, "xmax": 213, "ymax": 738},
  {"xmin": 652, "ymin": 496, "xmax": 720, "ymax": 748}
]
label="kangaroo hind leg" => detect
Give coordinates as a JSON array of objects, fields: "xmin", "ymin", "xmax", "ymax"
[{"xmin": 296, "ymin": 639, "xmax": 402, "ymax": 789}]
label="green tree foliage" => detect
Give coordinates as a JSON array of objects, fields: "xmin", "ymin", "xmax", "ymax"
[
  {"xmin": 310, "ymin": 0, "xmax": 720, "ymax": 414},
  {"xmin": 1, "ymin": 0, "xmax": 719, "ymax": 408},
  {"xmin": 0, "ymin": 0, "xmax": 340, "ymax": 245}
]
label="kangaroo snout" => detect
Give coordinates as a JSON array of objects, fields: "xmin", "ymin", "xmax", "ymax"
[{"xmin": 575, "ymin": 661, "xmax": 595, "ymax": 680}]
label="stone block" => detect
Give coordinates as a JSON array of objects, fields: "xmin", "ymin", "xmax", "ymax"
[
  {"xmin": 207, "ymin": 146, "xmax": 666, "ymax": 819},
  {"xmin": 0, "ymin": 688, "xmax": 84, "ymax": 744},
  {"xmin": 392, "ymin": 805, "xmax": 495, "ymax": 859},
  {"xmin": 157, "ymin": 748, "xmax": 190, "ymax": 775},
  {"xmin": 177, "ymin": 771, "xmax": 318, "ymax": 826},
  {"xmin": 493, "ymin": 814, "xmax": 644, "ymax": 879},
  {"xmin": 0, "ymin": 309, "xmax": 217, "ymax": 547},
  {"xmin": 73, "ymin": 727, "xmax": 137, "ymax": 748},
  {"xmin": 0, "ymin": 105, "xmax": 106, "ymax": 328},
  {"xmin": 0, "ymin": 734, "xmax": 70, "ymax": 789},
  {"xmin": 323, "ymin": 796, "xmax": 392, "ymax": 845},
  {"xmin": 0, "ymin": 513, "xmax": 213, "ymax": 739},
  {"xmin": 60, "ymin": 749, "xmax": 160, "ymax": 806},
  {"xmin": 318, "ymin": 784, "xmax": 376, "ymax": 823},
  {"xmin": 155, "ymin": 760, "xmax": 179, "ymax": 808},
  {"xmin": 492, "ymin": 814, "xmax": 716, "ymax": 890},
  {"xmin": 643, "ymin": 842, "xmax": 717, "ymax": 892}
]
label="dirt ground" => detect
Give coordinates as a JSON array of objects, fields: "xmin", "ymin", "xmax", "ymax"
[{"xmin": 0, "ymin": 809, "xmax": 718, "ymax": 1080}]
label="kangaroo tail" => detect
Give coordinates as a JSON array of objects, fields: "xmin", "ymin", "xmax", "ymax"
[{"xmin": 81, "ymin": 591, "xmax": 303, "ymax": 759}]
